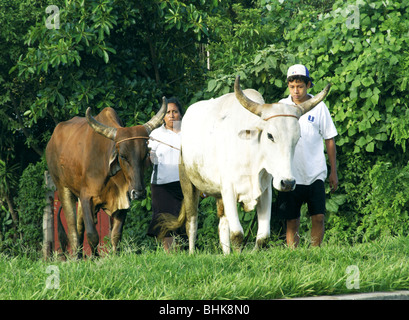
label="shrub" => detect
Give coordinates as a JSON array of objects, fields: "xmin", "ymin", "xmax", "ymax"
[
  {"xmin": 359, "ymin": 161, "xmax": 409, "ymax": 241},
  {"xmin": 12, "ymin": 158, "xmax": 47, "ymax": 254},
  {"xmin": 122, "ymin": 184, "xmax": 157, "ymax": 250}
]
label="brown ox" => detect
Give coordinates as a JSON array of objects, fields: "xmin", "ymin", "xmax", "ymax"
[{"xmin": 46, "ymin": 98, "xmax": 167, "ymax": 257}]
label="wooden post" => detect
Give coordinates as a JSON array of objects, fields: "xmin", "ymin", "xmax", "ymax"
[{"xmin": 43, "ymin": 171, "xmax": 55, "ymax": 260}]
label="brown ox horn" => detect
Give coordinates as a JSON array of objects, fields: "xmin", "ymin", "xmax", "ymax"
[
  {"xmin": 296, "ymin": 83, "xmax": 331, "ymax": 115},
  {"xmin": 86, "ymin": 107, "xmax": 117, "ymax": 140},
  {"xmin": 234, "ymin": 76, "xmax": 263, "ymax": 116},
  {"xmin": 143, "ymin": 96, "xmax": 168, "ymax": 135}
]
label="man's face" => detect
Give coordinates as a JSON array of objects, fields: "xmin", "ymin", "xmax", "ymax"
[{"xmin": 288, "ymin": 80, "xmax": 311, "ymax": 104}]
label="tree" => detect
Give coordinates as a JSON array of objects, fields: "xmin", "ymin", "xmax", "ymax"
[
  {"xmin": 0, "ymin": 159, "xmax": 19, "ymax": 235},
  {"xmin": 0, "ymin": 0, "xmax": 211, "ymax": 248},
  {"xmin": 3, "ymin": 0, "xmax": 409, "ymax": 250},
  {"xmin": 204, "ymin": 0, "xmax": 409, "ymax": 242}
]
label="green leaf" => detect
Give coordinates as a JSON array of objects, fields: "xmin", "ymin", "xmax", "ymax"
[
  {"xmin": 57, "ymin": 93, "xmax": 65, "ymax": 106},
  {"xmin": 371, "ymin": 94, "xmax": 379, "ymax": 105},
  {"xmin": 274, "ymin": 79, "xmax": 283, "ymax": 88},
  {"xmin": 207, "ymin": 79, "xmax": 217, "ymax": 92},
  {"xmin": 366, "ymin": 142, "xmax": 375, "ymax": 152},
  {"xmin": 325, "ymin": 199, "xmax": 339, "ymax": 213},
  {"xmin": 375, "ymin": 133, "xmax": 388, "ymax": 141},
  {"xmin": 346, "ymin": 73, "xmax": 355, "ymax": 83},
  {"xmin": 103, "ymin": 50, "xmax": 109, "ymax": 63},
  {"xmin": 348, "ymin": 126, "xmax": 356, "ymax": 137},
  {"xmin": 361, "ymin": 77, "xmax": 374, "ymax": 87},
  {"xmin": 356, "ymin": 136, "xmax": 367, "ymax": 147},
  {"xmin": 400, "ymin": 77, "xmax": 407, "ymax": 91},
  {"xmin": 254, "ymin": 54, "xmax": 262, "ymax": 65},
  {"xmin": 390, "ymin": 55, "xmax": 399, "ymax": 65}
]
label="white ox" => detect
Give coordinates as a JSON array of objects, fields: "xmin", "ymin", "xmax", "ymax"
[{"xmin": 159, "ymin": 76, "xmax": 330, "ymax": 254}]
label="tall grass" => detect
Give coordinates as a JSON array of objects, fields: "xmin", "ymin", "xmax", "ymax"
[{"xmin": 1, "ymin": 236, "xmax": 408, "ymax": 300}]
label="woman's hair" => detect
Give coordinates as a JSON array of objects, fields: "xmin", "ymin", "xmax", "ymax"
[
  {"xmin": 287, "ymin": 75, "xmax": 311, "ymax": 86},
  {"xmin": 167, "ymin": 96, "xmax": 184, "ymax": 117}
]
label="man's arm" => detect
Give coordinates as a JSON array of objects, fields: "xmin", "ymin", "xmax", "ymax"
[{"xmin": 325, "ymin": 138, "xmax": 338, "ymax": 193}]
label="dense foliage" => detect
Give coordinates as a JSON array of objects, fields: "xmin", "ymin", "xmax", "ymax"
[
  {"xmin": 202, "ymin": 0, "xmax": 409, "ymax": 244},
  {"xmin": 1, "ymin": 0, "xmax": 409, "ymax": 254}
]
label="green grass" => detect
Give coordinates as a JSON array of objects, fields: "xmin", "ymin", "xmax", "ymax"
[{"xmin": 1, "ymin": 236, "xmax": 409, "ymax": 300}]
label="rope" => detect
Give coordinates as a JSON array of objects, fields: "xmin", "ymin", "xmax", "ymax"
[
  {"xmin": 263, "ymin": 114, "xmax": 299, "ymax": 121},
  {"xmin": 116, "ymin": 136, "xmax": 180, "ymax": 151},
  {"xmin": 149, "ymin": 137, "xmax": 181, "ymax": 151},
  {"xmin": 116, "ymin": 136, "xmax": 149, "ymax": 144}
]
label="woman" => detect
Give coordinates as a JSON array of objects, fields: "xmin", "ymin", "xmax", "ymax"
[{"xmin": 147, "ymin": 97, "xmax": 184, "ymax": 251}]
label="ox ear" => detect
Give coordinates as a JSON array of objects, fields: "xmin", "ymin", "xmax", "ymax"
[
  {"xmin": 108, "ymin": 149, "xmax": 121, "ymax": 177},
  {"xmin": 238, "ymin": 128, "xmax": 262, "ymax": 140}
]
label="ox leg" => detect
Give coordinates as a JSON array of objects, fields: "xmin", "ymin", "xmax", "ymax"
[
  {"xmin": 111, "ymin": 210, "xmax": 126, "ymax": 253},
  {"xmin": 255, "ymin": 186, "xmax": 272, "ymax": 250},
  {"xmin": 76, "ymin": 200, "xmax": 85, "ymax": 258},
  {"xmin": 181, "ymin": 186, "xmax": 200, "ymax": 254},
  {"xmin": 217, "ymin": 198, "xmax": 231, "ymax": 255},
  {"xmin": 179, "ymin": 155, "xmax": 200, "ymax": 254},
  {"xmin": 79, "ymin": 196, "xmax": 99, "ymax": 257},
  {"xmin": 221, "ymin": 188, "xmax": 244, "ymax": 253},
  {"xmin": 186, "ymin": 199, "xmax": 199, "ymax": 254},
  {"xmin": 59, "ymin": 187, "xmax": 80, "ymax": 257}
]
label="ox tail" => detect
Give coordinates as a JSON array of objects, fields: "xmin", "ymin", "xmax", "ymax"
[
  {"xmin": 156, "ymin": 201, "xmax": 187, "ymax": 240},
  {"xmin": 57, "ymin": 206, "xmax": 69, "ymax": 254}
]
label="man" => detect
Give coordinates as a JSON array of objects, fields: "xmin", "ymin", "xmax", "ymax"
[{"xmin": 276, "ymin": 64, "xmax": 338, "ymax": 247}]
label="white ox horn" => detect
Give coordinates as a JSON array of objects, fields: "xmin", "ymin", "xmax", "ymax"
[
  {"xmin": 234, "ymin": 76, "xmax": 264, "ymax": 116},
  {"xmin": 297, "ymin": 83, "xmax": 331, "ymax": 115},
  {"xmin": 234, "ymin": 75, "xmax": 331, "ymax": 117}
]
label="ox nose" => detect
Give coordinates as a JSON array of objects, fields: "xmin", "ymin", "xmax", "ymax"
[
  {"xmin": 130, "ymin": 189, "xmax": 147, "ymax": 200},
  {"xmin": 281, "ymin": 179, "xmax": 296, "ymax": 192}
]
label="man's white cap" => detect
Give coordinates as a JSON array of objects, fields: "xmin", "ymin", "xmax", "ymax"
[{"xmin": 287, "ymin": 64, "xmax": 314, "ymax": 87}]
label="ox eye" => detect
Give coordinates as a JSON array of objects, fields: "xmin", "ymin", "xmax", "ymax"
[
  {"xmin": 267, "ymin": 133, "xmax": 274, "ymax": 142},
  {"xmin": 119, "ymin": 154, "xmax": 128, "ymax": 162}
]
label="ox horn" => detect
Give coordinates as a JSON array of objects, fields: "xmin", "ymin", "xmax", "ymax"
[
  {"xmin": 234, "ymin": 76, "xmax": 263, "ymax": 116},
  {"xmin": 86, "ymin": 107, "xmax": 117, "ymax": 140},
  {"xmin": 143, "ymin": 96, "xmax": 168, "ymax": 135},
  {"xmin": 296, "ymin": 83, "xmax": 331, "ymax": 115}
]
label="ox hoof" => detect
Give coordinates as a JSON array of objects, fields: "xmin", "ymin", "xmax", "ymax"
[
  {"xmin": 255, "ymin": 237, "xmax": 268, "ymax": 250},
  {"xmin": 230, "ymin": 231, "xmax": 244, "ymax": 252},
  {"xmin": 280, "ymin": 179, "xmax": 296, "ymax": 192}
]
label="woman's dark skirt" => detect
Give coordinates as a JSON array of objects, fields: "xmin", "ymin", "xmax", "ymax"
[{"xmin": 147, "ymin": 181, "xmax": 184, "ymax": 237}]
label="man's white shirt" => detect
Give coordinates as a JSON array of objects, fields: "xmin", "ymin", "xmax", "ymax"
[{"xmin": 279, "ymin": 94, "xmax": 338, "ymax": 185}]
